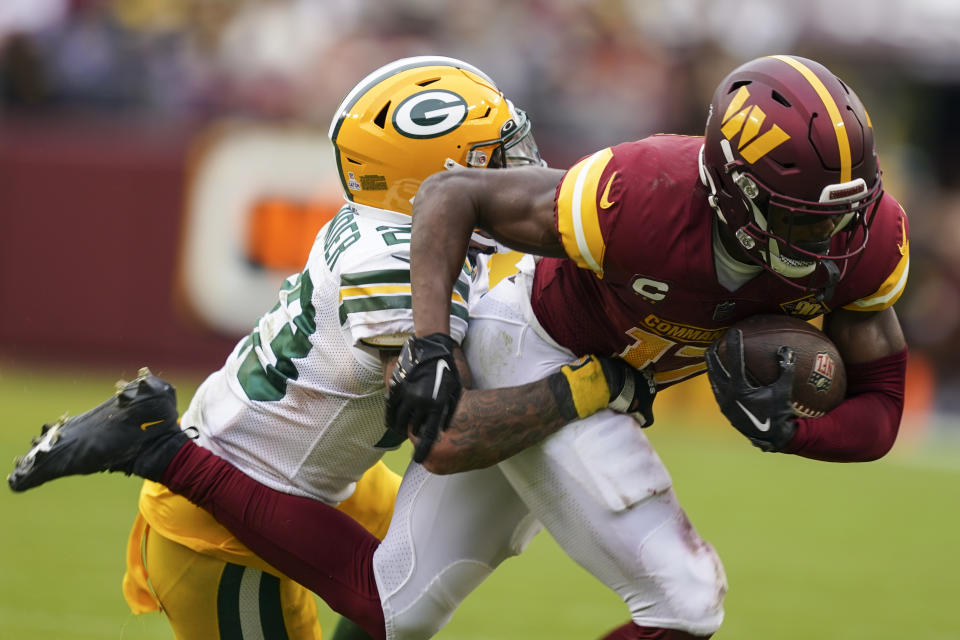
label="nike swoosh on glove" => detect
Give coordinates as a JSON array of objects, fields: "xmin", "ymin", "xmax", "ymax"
[{"xmin": 705, "ymin": 328, "xmax": 797, "ymax": 452}]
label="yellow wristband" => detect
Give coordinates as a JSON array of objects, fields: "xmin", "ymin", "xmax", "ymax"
[{"xmin": 559, "ymin": 356, "xmax": 611, "ymax": 419}]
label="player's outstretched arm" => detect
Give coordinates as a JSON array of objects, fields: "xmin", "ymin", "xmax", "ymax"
[
  {"xmin": 383, "ymin": 349, "xmax": 656, "ymax": 474},
  {"xmin": 786, "ymin": 307, "xmax": 907, "ymax": 462},
  {"xmin": 409, "ymin": 166, "xmax": 565, "ymax": 337}
]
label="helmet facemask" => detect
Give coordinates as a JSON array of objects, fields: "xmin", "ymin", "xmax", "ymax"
[
  {"xmin": 737, "ymin": 165, "xmax": 879, "ymax": 277},
  {"xmin": 701, "ymin": 141, "xmax": 883, "ymax": 298},
  {"xmin": 464, "ymin": 102, "xmax": 544, "ymax": 169}
]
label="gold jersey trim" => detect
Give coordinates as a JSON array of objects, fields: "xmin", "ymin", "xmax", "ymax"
[
  {"xmin": 844, "ymin": 212, "xmax": 909, "ymax": 312},
  {"xmin": 844, "ymin": 250, "xmax": 909, "ymax": 311},
  {"xmin": 556, "ymin": 148, "xmax": 614, "ymax": 275}
]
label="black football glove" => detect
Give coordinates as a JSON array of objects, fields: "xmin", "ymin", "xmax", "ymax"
[
  {"xmin": 705, "ymin": 329, "xmax": 798, "ymax": 452},
  {"xmin": 386, "ymin": 333, "xmax": 462, "ymax": 464}
]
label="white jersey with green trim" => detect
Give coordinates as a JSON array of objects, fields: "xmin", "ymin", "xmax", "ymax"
[{"xmin": 180, "ymin": 203, "xmax": 471, "ymax": 505}]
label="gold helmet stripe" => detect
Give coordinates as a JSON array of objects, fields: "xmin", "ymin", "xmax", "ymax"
[{"xmin": 770, "ymin": 55, "xmax": 852, "ymax": 183}]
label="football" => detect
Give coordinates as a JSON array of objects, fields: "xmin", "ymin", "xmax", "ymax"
[{"xmin": 715, "ymin": 314, "xmax": 846, "ymax": 418}]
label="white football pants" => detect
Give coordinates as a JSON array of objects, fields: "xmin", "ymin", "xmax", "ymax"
[{"xmin": 372, "ymin": 263, "xmax": 727, "ymax": 639}]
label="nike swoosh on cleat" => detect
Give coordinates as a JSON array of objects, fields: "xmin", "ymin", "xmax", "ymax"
[
  {"xmin": 735, "ymin": 401, "xmax": 771, "ymax": 432},
  {"xmin": 140, "ymin": 419, "xmax": 165, "ymax": 431},
  {"xmin": 432, "ymin": 360, "xmax": 450, "ymax": 400}
]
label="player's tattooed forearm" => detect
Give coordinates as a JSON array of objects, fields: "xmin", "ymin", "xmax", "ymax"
[
  {"xmin": 452, "ymin": 345, "xmax": 473, "ymax": 388},
  {"xmin": 443, "ymin": 380, "xmax": 567, "ymax": 470}
]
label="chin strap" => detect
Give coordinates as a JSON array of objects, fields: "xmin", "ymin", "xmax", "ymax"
[
  {"xmin": 816, "ymin": 259, "xmax": 841, "ymax": 303},
  {"xmin": 698, "ymin": 144, "xmax": 726, "ymax": 223}
]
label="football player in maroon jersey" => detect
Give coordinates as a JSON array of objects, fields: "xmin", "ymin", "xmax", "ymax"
[
  {"xmin": 8, "ymin": 55, "xmax": 907, "ymax": 640},
  {"xmin": 395, "ymin": 54, "xmax": 906, "ymax": 465},
  {"xmin": 386, "ymin": 53, "xmax": 908, "ymax": 638}
]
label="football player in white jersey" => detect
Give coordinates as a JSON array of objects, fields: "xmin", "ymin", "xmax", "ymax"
[{"xmin": 10, "ymin": 57, "xmax": 654, "ymax": 640}]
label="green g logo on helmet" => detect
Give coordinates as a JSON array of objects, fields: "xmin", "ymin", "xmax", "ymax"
[{"xmin": 393, "ymin": 90, "xmax": 468, "ymax": 139}]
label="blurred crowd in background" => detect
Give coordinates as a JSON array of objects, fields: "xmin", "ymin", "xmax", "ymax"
[{"xmin": 3, "ymin": 0, "xmax": 960, "ymax": 422}]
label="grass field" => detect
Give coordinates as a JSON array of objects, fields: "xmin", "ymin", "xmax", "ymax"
[{"xmin": 1, "ymin": 364, "xmax": 958, "ymax": 639}]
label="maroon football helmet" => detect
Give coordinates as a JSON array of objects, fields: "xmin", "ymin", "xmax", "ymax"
[{"xmin": 699, "ymin": 55, "xmax": 883, "ymax": 299}]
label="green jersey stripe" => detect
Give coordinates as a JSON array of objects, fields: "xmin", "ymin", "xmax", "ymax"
[
  {"xmin": 339, "ymin": 294, "xmax": 468, "ymax": 324},
  {"xmin": 341, "ymin": 269, "xmax": 412, "ymax": 286},
  {"xmin": 453, "ymin": 278, "xmax": 470, "ymax": 302},
  {"xmin": 451, "ymin": 301, "xmax": 469, "ymax": 321},
  {"xmin": 339, "ymin": 295, "xmax": 412, "ymax": 324}
]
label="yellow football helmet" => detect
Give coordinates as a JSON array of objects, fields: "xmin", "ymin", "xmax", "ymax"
[{"xmin": 328, "ymin": 56, "xmax": 543, "ymax": 214}]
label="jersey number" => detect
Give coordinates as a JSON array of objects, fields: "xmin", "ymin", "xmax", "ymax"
[
  {"xmin": 236, "ymin": 271, "xmax": 317, "ymax": 401},
  {"xmin": 619, "ymin": 326, "xmax": 707, "ymax": 385}
]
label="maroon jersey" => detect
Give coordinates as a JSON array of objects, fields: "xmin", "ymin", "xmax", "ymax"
[{"xmin": 530, "ymin": 135, "xmax": 909, "ymax": 388}]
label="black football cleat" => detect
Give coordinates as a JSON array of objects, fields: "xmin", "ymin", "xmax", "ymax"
[{"xmin": 8, "ymin": 367, "xmax": 190, "ymax": 492}]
